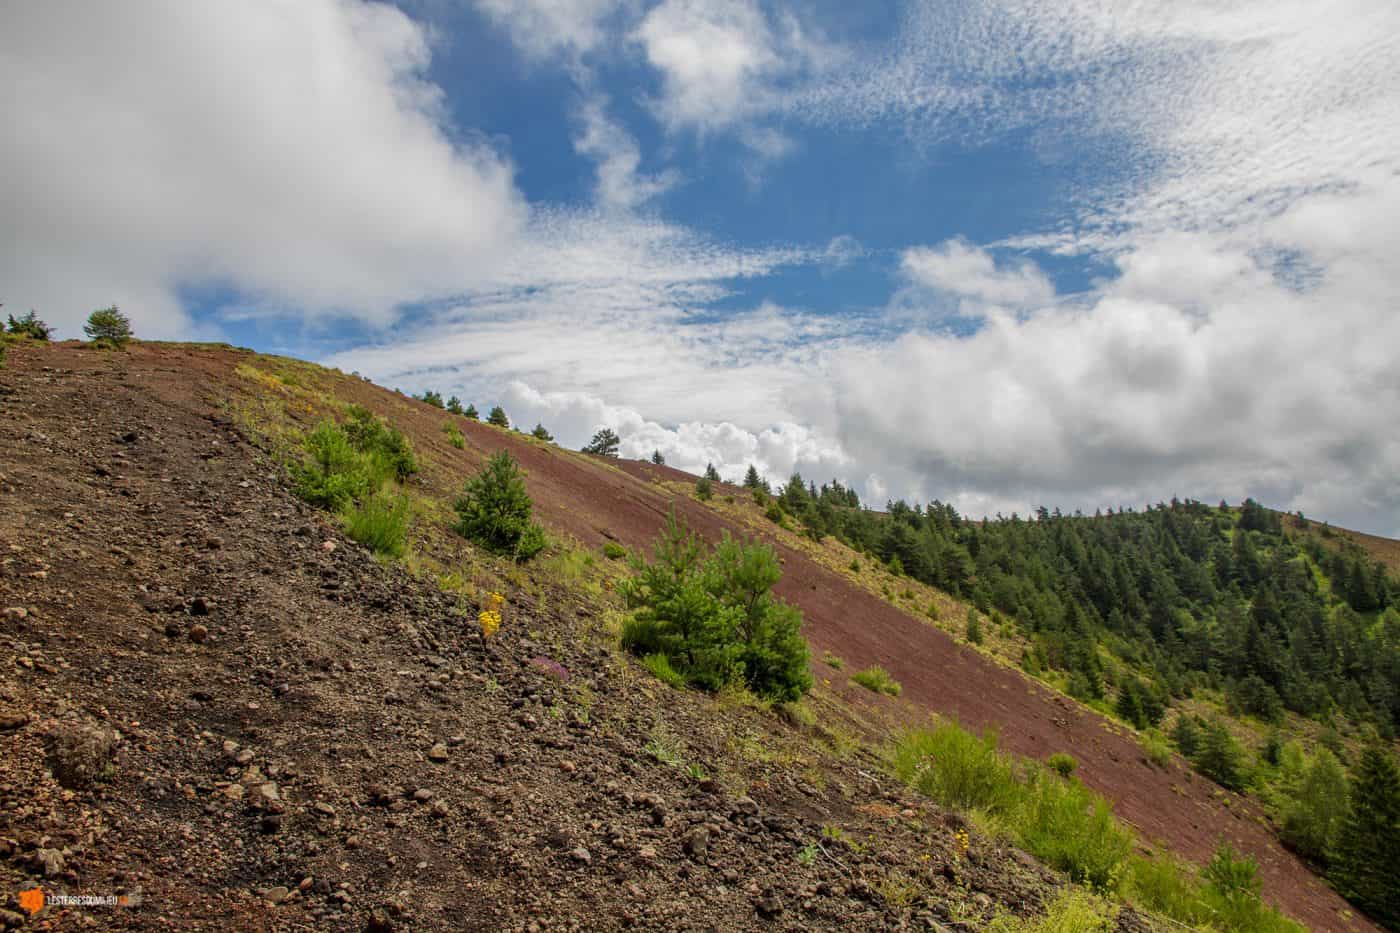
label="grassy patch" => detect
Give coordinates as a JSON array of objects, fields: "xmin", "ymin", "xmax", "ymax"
[
  {"xmin": 1046, "ymin": 752, "xmax": 1077, "ymax": 777},
  {"xmin": 443, "ymin": 421, "xmax": 465, "ymax": 449},
  {"xmin": 891, "ymin": 722, "xmax": 1301, "ymax": 930},
  {"xmin": 1139, "ymin": 728, "xmax": 1173, "ymax": 768},
  {"xmin": 642, "ymin": 652, "xmax": 687, "ymax": 689},
  {"xmin": 850, "ymin": 665, "xmax": 902, "ymax": 696},
  {"xmin": 822, "ymin": 650, "xmax": 844, "ymax": 670},
  {"xmin": 343, "ymin": 492, "xmax": 410, "ymax": 557}
]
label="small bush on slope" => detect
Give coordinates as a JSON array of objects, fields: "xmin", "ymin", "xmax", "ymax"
[
  {"xmin": 344, "ymin": 491, "xmax": 410, "ymax": 558},
  {"xmin": 850, "ymin": 665, "xmax": 902, "ymax": 696},
  {"xmin": 620, "ymin": 510, "xmax": 811, "ymax": 703},
  {"xmin": 289, "ymin": 412, "xmax": 416, "ymax": 557},
  {"xmin": 452, "ymin": 451, "xmax": 546, "ymax": 561},
  {"xmin": 6, "ymin": 310, "xmax": 52, "ymax": 340}
]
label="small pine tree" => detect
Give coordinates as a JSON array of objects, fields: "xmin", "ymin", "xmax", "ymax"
[
  {"xmin": 965, "ymin": 608, "xmax": 983, "ymax": 645},
  {"xmin": 486, "ymin": 406, "xmax": 509, "ymax": 428},
  {"xmin": 704, "ymin": 462, "xmax": 721, "ymax": 482},
  {"xmin": 446, "ymin": 396, "xmax": 464, "ymax": 415},
  {"xmin": 582, "ymin": 427, "xmax": 620, "ymax": 457},
  {"xmin": 1172, "ymin": 716, "xmax": 1202, "ymax": 758},
  {"xmin": 531, "ymin": 423, "xmax": 553, "ymax": 442},
  {"xmin": 651, "ymin": 450, "xmax": 665, "ymax": 465},
  {"xmin": 6, "ymin": 310, "xmax": 52, "ymax": 340},
  {"xmin": 1281, "ymin": 747, "xmax": 1348, "ymax": 863},
  {"xmin": 743, "ymin": 464, "xmax": 762, "ymax": 488},
  {"xmin": 1194, "ymin": 718, "xmax": 1248, "ymax": 790},
  {"xmin": 695, "ymin": 476, "xmax": 713, "ymax": 501},
  {"xmin": 419, "ymin": 389, "xmax": 444, "ymax": 408},
  {"xmin": 452, "ymin": 452, "xmax": 545, "ymax": 560},
  {"xmin": 1331, "ymin": 746, "xmax": 1400, "ymax": 926},
  {"xmin": 84, "ymin": 305, "xmax": 132, "ymax": 347},
  {"xmin": 463, "ymin": 403, "xmax": 479, "ymax": 420}
]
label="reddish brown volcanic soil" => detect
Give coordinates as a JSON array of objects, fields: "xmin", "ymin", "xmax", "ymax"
[{"xmin": 3, "ymin": 342, "xmax": 1375, "ymax": 931}]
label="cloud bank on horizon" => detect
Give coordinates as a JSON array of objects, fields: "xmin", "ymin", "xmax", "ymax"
[{"xmin": 2, "ymin": 0, "xmax": 1398, "ymax": 534}]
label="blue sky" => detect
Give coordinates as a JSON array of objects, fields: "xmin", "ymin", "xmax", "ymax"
[{"xmin": 4, "ymin": 0, "xmax": 1400, "ymax": 534}]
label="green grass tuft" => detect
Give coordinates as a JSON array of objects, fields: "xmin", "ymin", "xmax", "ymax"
[{"xmin": 850, "ymin": 665, "xmax": 902, "ymax": 696}]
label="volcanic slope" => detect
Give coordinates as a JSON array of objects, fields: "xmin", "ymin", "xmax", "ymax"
[{"xmin": 0, "ymin": 340, "xmax": 1373, "ymax": 931}]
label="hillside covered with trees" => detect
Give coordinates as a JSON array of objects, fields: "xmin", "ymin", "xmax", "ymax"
[{"xmin": 759, "ymin": 476, "xmax": 1399, "ymax": 739}]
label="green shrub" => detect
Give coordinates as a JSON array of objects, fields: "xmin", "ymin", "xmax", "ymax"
[
  {"xmin": 890, "ymin": 724, "xmax": 1021, "ymax": 814},
  {"xmin": 1116, "ymin": 677, "xmax": 1166, "ymax": 729},
  {"xmin": 764, "ymin": 501, "xmax": 784, "ymax": 524},
  {"xmin": 6, "ymin": 311, "xmax": 52, "ymax": 340},
  {"xmin": 486, "ymin": 406, "xmax": 509, "ymax": 428},
  {"xmin": 642, "ymin": 652, "xmax": 687, "ymax": 689},
  {"xmin": 291, "ymin": 421, "xmax": 372, "ymax": 510},
  {"xmin": 1016, "ymin": 888, "xmax": 1113, "ymax": 932},
  {"xmin": 1139, "ymin": 728, "xmax": 1173, "ymax": 768},
  {"xmin": 966, "ymin": 608, "xmax": 984, "ymax": 645},
  {"xmin": 343, "ymin": 405, "xmax": 417, "ymax": 479},
  {"xmin": 850, "ymin": 666, "xmax": 901, "ymax": 696},
  {"xmin": 1193, "ymin": 718, "xmax": 1249, "ymax": 790},
  {"xmin": 84, "ymin": 305, "xmax": 132, "ymax": 347},
  {"xmin": 1124, "ymin": 855, "xmax": 1204, "ymax": 923},
  {"xmin": 695, "ymin": 476, "xmax": 713, "ymax": 501},
  {"xmin": 452, "ymin": 451, "xmax": 547, "ymax": 561},
  {"xmin": 1279, "ymin": 747, "xmax": 1347, "ymax": 862},
  {"xmin": 1171, "ymin": 715, "xmax": 1201, "ymax": 757},
  {"xmin": 619, "ymin": 511, "xmax": 811, "ymax": 702},
  {"xmin": 1016, "ymin": 767, "xmax": 1132, "ymax": 889},
  {"xmin": 344, "ymin": 492, "xmax": 410, "ymax": 557},
  {"xmin": 443, "ymin": 421, "xmax": 465, "ymax": 449},
  {"xmin": 419, "ymin": 389, "xmax": 444, "ymax": 408},
  {"xmin": 531, "ymin": 423, "xmax": 553, "ymax": 442},
  {"xmin": 823, "ymin": 651, "xmax": 844, "ymax": 670},
  {"xmin": 602, "ymin": 541, "xmax": 628, "ymax": 560},
  {"xmin": 1046, "ymin": 752, "xmax": 1077, "ymax": 777}
]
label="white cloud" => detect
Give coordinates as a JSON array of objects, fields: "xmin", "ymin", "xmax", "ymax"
[
  {"xmin": 473, "ymin": 0, "xmax": 623, "ymax": 62},
  {"xmin": 788, "ymin": 0, "xmax": 1400, "ymax": 252},
  {"xmin": 500, "ymin": 382, "xmax": 852, "ymax": 489},
  {"xmin": 0, "ymin": 1, "xmax": 524, "ymax": 337},
  {"xmin": 322, "ymin": 212, "xmax": 833, "ymax": 424},
  {"xmin": 631, "ymin": 0, "xmax": 839, "ymax": 157},
  {"xmin": 573, "ymin": 96, "xmax": 680, "ymax": 212},
  {"xmin": 825, "ymin": 205, "xmax": 1400, "ymax": 532},
  {"xmin": 900, "ymin": 239, "xmax": 1055, "ymax": 311}
]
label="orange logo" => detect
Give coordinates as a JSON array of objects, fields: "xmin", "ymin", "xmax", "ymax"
[{"xmin": 18, "ymin": 887, "xmax": 44, "ymax": 915}]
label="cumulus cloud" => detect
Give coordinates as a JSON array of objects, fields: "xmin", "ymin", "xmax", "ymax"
[
  {"xmin": 500, "ymin": 382, "xmax": 852, "ymax": 486},
  {"xmin": 631, "ymin": 0, "xmax": 838, "ymax": 157},
  {"xmin": 900, "ymin": 239, "xmax": 1055, "ymax": 311},
  {"xmin": 826, "ymin": 204, "xmax": 1400, "ymax": 531},
  {"xmin": 0, "ymin": 1, "xmax": 524, "ymax": 337}
]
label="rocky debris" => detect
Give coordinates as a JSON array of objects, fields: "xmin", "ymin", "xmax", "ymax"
[
  {"xmin": 0, "ymin": 343, "xmax": 1127, "ymax": 933},
  {"xmin": 40, "ymin": 719, "xmax": 115, "ymax": 790}
]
